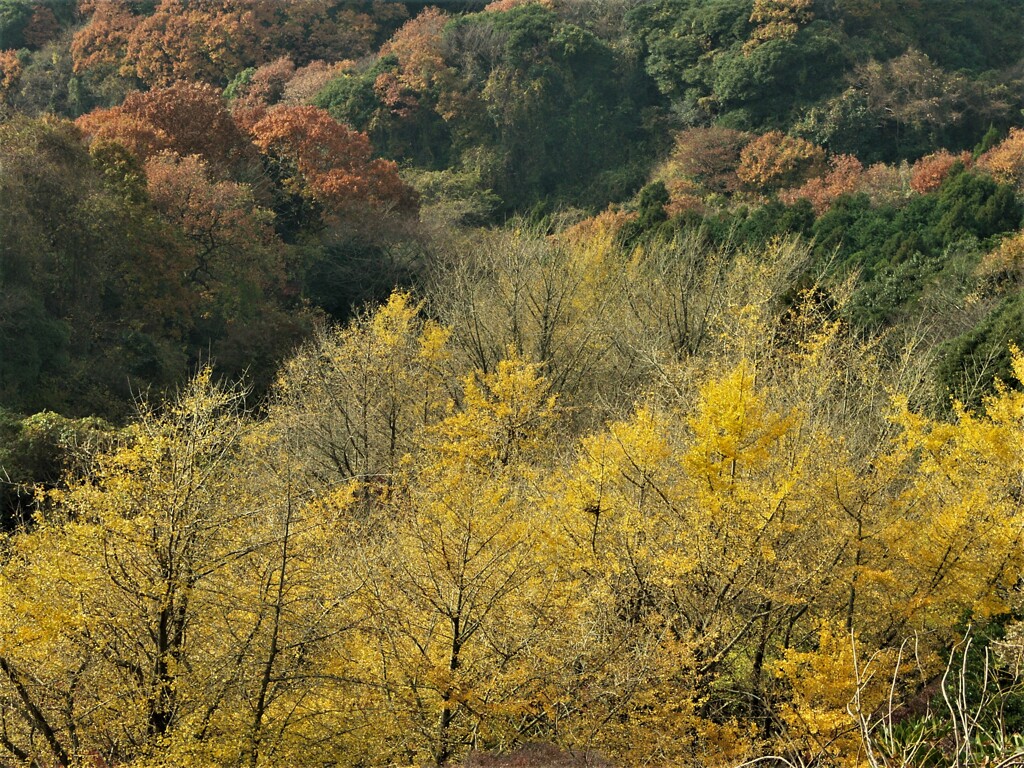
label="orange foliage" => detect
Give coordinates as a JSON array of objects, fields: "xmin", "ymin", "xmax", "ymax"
[
  {"xmin": 144, "ymin": 152, "xmax": 281, "ymax": 306},
  {"xmin": 71, "ymin": 2, "xmax": 137, "ymax": 72},
  {"xmin": 124, "ymin": 2, "xmax": 258, "ymax": 87},
  {"xmin": 377, "ymin": 6, "xmax": 450, "ymax": 117},
  {"xmin": 145, "ymin": 153, "xmax": 274, "ymax": 252},
  {"xmin": 305, "ymin": 5, "xmax": 382, "ymax": 62},
  {"xmin": 229, "ymin": 57, "xmax": 296, "ymax": 131},
  {"xmin": 77, "ymin": 83, "xmax": 249, "ymax": 169},
  {"xmin": 558, "ymin": 207, "xmax": 636, "ymax": 245},
  {"xmin": 0, "ymin": 50, "xmax": 22, "ymax": 101},
  {"xmin": 736, "ymin": 131, "xmax": 826, "ymax": 193},
  {"xmin": 485, "ymin": 0, "xmax": 555, "ymax": 11},
  {"xmin": 665, "ymin": 177, "xmax": 708, "ymax": 218},
  {"xmin": 75, "ymin": 109, "xmax": 171, "ymax": 158},
  {"xmin": 909, "ymin": 149, "xmax": 971, "ymax": 194},
  {"xmin": 662, "ymin": 126, "xmax": 750, "ymax": 195},
  {"xmin": 243, "ymin": 57, "xmax": 297, "ymax": 106},
  {"xmin": 977, "ymin": 128, "xmax": 1024, "ymax": 190},
  {"xmin": 250, "ymin": 105, "xmax": 418, "ymax": 215},
  {"xmin": 780, "ymin": 154, "xmax": 864, "ymax": 213},
  {"xmin": 73, "ymin": 0, "xmax": 389, "ymax": 87},
  {"xmin": 383, "ymin": 7, "xmax": 448, "ymax": 88},
  {"xmin": 230, "ymin": 58, "xmax": 347, "ymax": 134}
]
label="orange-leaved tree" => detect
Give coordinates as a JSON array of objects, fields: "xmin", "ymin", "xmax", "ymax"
[
  {"xmin": 72, "ymin": 0, "xmax": 394, "ymax": 87},
  {"xmin": 910, "ymin": 149, "xmax": 971, "ymax": 194},
  {"xmin": 737, "ymin": 131, "xmax": 826, "ymax": 193},
  {"xmin": 250, "ymin": 105, "xmax": 418, "ymax": 219},
  {"xmin": 779, "ymin": 153, "xmax": 864, "ymax": 213},
  {"xmin": 76, "ymin": 82, "xmax": 251, "ymax": 171},
  {"xmin": 0, "ymin": 50, "xmax": 22, "ymax": 103},
  {"xmin": 378, "ymin": 6, "xmax": 450, "ymax": 99}
]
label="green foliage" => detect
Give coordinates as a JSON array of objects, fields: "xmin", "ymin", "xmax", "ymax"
[
  {"xmin": 0, "ymin": 113, "xmax": 317, "ymax": 417},
  {"xmin": 627, "ymin": 0, "xmax": 752, "ymax": 109},
  {"xmin": 0, "ymin": 0, "xmax": 32, "ymax": 49},
  {"xmin": 404, "ymin": 166, "xmax": 501, "ymax": 226},
  {"xmin": 902, "ymin": 0, "xmax": 1024, "ymax": 72},
  {"xmin": 302, "ymin": 239, "xmax": 418, "ymax": 320},
  {"xmin": 629, "ymin": 0, "xmax": 1024, "ymax": 162},
  {"xmin": 714, "ymin": 23, "xmax": 849, "ymax": 129},
  {"xmin": 0, "ymin": 292, "xmax": 68, "ymax": 410},
  {"xmin": 313, "ymin": 69, "xmax": 379, "ymax": 132},
  {"xmin": 809, "ymin": 171, "xmax": 1021, "ymax": 329},
  {"xmin": 5, "ymin": 40, "xmax": 126, "ymax": 118},
  {"xmin": 934, "ymin": 168, "xmax": 1022, "ymax": 244},
  {"xmin": 438, "ymin": 3, "xmax": 655, "ymax": 212},
  {"xmin": 315, "ymin": 53, "xmax": 455, "ymax": 169},
  {"xmin": 664, "ymin": 198, "xmax": 815, "ymax": 250},
  {"xmin": 621, "ymin": 181, "xmax": 669, "ymax": 244},
  {"xmin": 0, "ymin": 0, "xmax": 75, "ymax": 51},
  {"xmin": 0, "ymin": 407, "xmax": 115, "ymax": 528},
  {"xmin": 974, "ymin": 125, "xmax": 1004, "ymax": 158},
  {"xmin": 222, "ymin": 66, "xmax": 255, "ymax": 101},
  {"xmin": 936, "ymin": 291, "xmax": 1024, "ymax": 407}
]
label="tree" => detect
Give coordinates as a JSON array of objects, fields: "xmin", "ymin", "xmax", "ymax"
[
  {"xmin": 737, "ymin": 130, "xmax": 827, "ymax": 193},
  {"xmin": 0, "ymin": 373, "xmax": 256, "ymax": 763},
  {"xmin": 0, "ymin": 371, "xmax": 367, "ymax": 766},
  {"xmin": 779, "ymin": 153, "xmax": 864, "ymax": 213},
  {"xmin": 0, "ymin": 0, "xmax": 67, "ymax": 50},
  {"xmin": 537, "ymin": 291, "xmax": 902, "ymax": 763},
  {"xmin": 144, "ymin": 151, "xmax": 282, "ymax": 313},
  {"xmin": 882, "ymin": 352, "xmax": 1024, "ymax": 628},
  {"xmin": 425, "ymin": 226, "xmax": 629, "ymax": 425},
  {"xmin": 268, "ymin": 292, "xmax": 452, "ymax": 497},
  {"xmin": 977, "ymin": 127, "xmax": 1024, "ymax": 192},
  {"xmin": 659, "ymin": 126, "xmax": 751, "ymax": 197},
  {"xmin": 70, "ymin": 1, "xmax": 138, "ymax": 74},
  {"xmin": 361, "ymin": 352, "xmax": 563, "ymax": 765},
  {"xmin": 76, "ymin": 82, "xmax": 251, "ymax": 171},
  {"xmin": 72, "ymin": 0, "xmax": 402, "ymax": 88},
  {"xmin": 745, "ymin": 0, "xmax": 814, "ymax": 51},
  {"xmin": 853, "ymin": 50, "xmax": 983, "ymax": 157},
  {"xmin": 0, "ymin": 48, "xmax": 21, "ymax": 103},
  {"xmin": 250, "ymin": 104, "xmax": 418, "ymax": 220},
  {"xmin": 380, "ymin": 7, "xmax": 449, "ymax": 96},
  {"xmin": 910, "ymin": 149, "xmax": 972, "ymax": 194},
  {"xmin": 438, "ymin": 2, "xmax": 652, "ymax": 210},
  {"xmin": 0, "ymin": 114, "xmax": 181, "ymax": 415}
]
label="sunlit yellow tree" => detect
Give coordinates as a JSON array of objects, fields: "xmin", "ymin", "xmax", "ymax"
[{"xmin": 359, "ymin": 352, "xmax": 566, "ymax": 766}]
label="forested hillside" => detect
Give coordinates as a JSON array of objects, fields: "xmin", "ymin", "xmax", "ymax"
[{"xmin": 2, "ymin": 1, "xmax": 1024, "ymax": 766}]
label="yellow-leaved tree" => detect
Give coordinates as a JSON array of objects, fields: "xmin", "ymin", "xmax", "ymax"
[
  {"xmin": 884, "ymin": 349, "xmax": 1024, "ymax": 630},
  {"xmin": 358, "ymin": 352, "xmax": 567, "ymax": 766},
  {"xmin": 0, "ymin": 371, "xmax": 367, "ymax": 767},
  {"xmin": 269, "ymin": 291, "xmax": 453, "ymax": 501}
]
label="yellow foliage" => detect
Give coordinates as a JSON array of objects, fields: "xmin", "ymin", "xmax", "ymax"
[
  {"xmin": 5, "ymin": 285, "xmax": 1024, "ymax": 767},
  {"xmin": 880, "ymin": 347, "xmax": 1024, "ymax": 632},
  {"xmin": 977, "ymin": 127, "xmax": 1024, "ymax": 190},
  {"xmin": 777, "ymin": 623, "xmax": 896, "ymax": 766},
  {"xmin": 977, "ymin": 229, "xmax": 1024, "ymax": 285},
  {"xmin": 685, "ymin": 359, "xmax": 794, "ymax": 479},
  {"xmin": 737, "ymin": 131, "xmax": 827, "ymax": 192}
]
